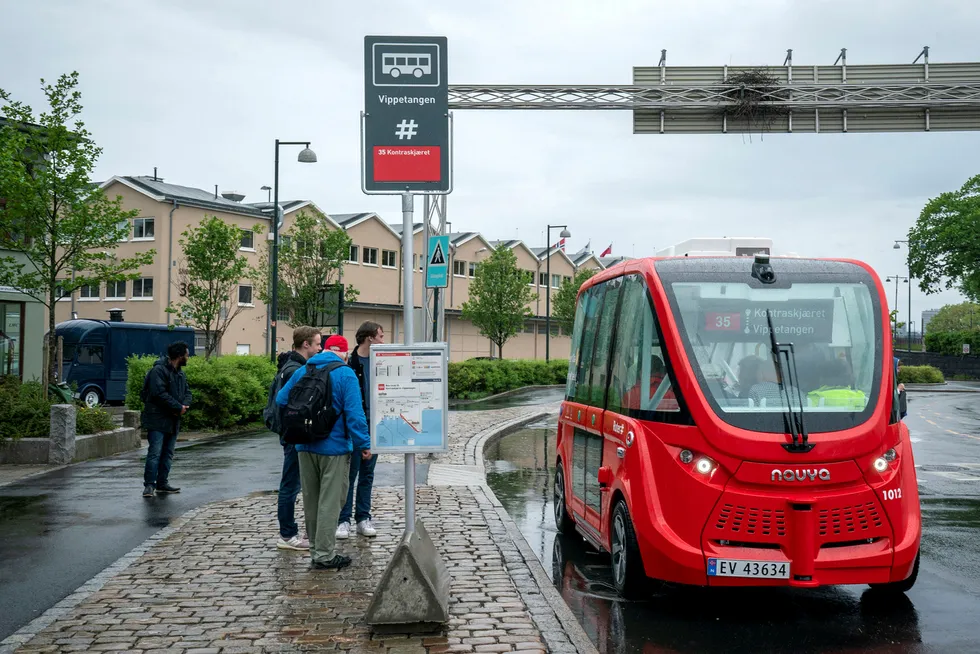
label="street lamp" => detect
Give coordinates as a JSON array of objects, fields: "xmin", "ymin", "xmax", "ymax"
[
  {"xmin": 886, "ymin": 274, "xmax": 910, "ymax": 344},
  {"xmin": 545, "ymin": 224, "xmax": 571, "ymax": 361},
  {"xmin": 270, "ymin": 140, "xmax": 317, "ymax": 362},
  {"xmin": 894, "ymin": 239, "xmax": 912, "ymax": 353},
  {"xmin": 261, "ymin": 185, "xmax": 272, "ymax": 202}
]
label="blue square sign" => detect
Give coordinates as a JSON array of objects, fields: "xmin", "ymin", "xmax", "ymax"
[{"xmin": 426, "ymin": 235, "xmax": 450, "ymax": 288}]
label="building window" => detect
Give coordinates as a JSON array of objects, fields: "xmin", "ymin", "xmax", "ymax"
[
  {"xmin": 277, "ymin": 305, "xmax": 291, "ymax": 323},
  {"xmin": 0, "ymin": 301, "xmax": 23, "ymax": 378},
  {"xmin": 240, "ymin": 229, "xmax": 254, "ymax": 250},
  {"xmin": 349, "ymin": 245, "xmax": 359, "ymax": 263},
  {"xmin": 133, "ymin": 217, "xmax": 155, "ymax": 240},
  {"xmin": 236, "ymin": 344, "xmax": 251, "ymax": 355},
  {"xmin": 524, "ymin": 270, "xmax": 535, "ymax": 286},
  {"xmin": 194, "ymin": 331, "xmax": 208, "ymax": 353},
  {"xmin": 539, "ymin": 272, "xmax": 548, "ymax": 287},
  {"xmin": 238, "ymin": 285, "xmax": 253, "ymax": 306},
  {"xmin": 363, "ymin": 247, "xmax": 378, "ymax": 266},
  {"xmin": 132, "ymin": 278, "xmax": 153, "ymax": 299},
  {"xmin": 563, "ymin": 276, "xmax": 572, "ymax": 285},
  {"xmin": 106, "ymin": 280, "xmax": 126, "ymax": 299},
  {"xmin": 382, "ymin": 249, "xmax": 397, "ymax": 268},
  {"xmin": 78, "ymin": 283, "xmax": 100, "ymax": 300},
  {"xmin": 55, "ymin": 280, "xmax": 69, "ymax": 301},
  {"xmin": 117, "ymin": 219, "xmax": 129, "ymax": 242},
  {"xmin": 524, "ymin": 321, "xmax": 535, "ymax": 334},
  {"xmin": 468, "ymin": 262, "xmax": 478, "ymax": 277},
  {"xmin": 453, "ymin": 260, "xmax": 467, "ymax": 277},
  {"xmin": 552, "ymin": 274, "xmax": 561, "ymax": 289}
]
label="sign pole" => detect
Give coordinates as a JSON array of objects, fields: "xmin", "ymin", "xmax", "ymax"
[{"xmin": 401, "ymin": 190, "xmax": 416, "ymax": 532}]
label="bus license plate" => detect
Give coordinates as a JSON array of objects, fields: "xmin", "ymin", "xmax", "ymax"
[{"xmin": 707, "ymin": 558, "xmax": 790, "ymax": 579}]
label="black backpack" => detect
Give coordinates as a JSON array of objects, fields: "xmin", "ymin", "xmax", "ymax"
[
  {"xmin": 263, "ymin": 358, "xmax": 302, "ymax": 434},
  {"xmin": 280, "ymin": 361, "xmax": 345, "ymax": 444}
]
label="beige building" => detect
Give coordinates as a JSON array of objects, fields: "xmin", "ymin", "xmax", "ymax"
[{"xmin": 59, "ymin": 175, "xmax": 609, "ymax": 362}]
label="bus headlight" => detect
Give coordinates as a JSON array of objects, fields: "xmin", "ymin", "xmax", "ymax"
[
  {"xmin": 695, "ymin": 457, "xmax": 717, "ymax": 475},
  {"xmin": 873, "ymin": 448, "xmax": 898, "ymax": 473}
]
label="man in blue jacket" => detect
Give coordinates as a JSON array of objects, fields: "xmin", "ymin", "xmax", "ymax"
[{"xmin": 276, "ymin": 334, "xmax": 371, "ymax": 570}]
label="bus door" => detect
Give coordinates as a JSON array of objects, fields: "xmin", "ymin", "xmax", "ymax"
[{"xmin": 567, "ymin": 277, "xmax": 625, "ymax": 539}]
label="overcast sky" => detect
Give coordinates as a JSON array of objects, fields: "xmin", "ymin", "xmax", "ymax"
[{"xmin": 3, "ymin": 0, "xmax": 978, "ymax": 327}]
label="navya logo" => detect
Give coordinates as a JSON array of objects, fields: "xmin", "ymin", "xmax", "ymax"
[
  {"xmin": 612, "ymin": 422, "xmax": 625, "ymax": 435},
  {"xmin": 771, "ymin": 468, "xmax": 831, "ymax": 482}
]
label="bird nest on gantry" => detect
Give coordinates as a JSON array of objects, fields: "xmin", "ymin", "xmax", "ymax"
[{"xmin": 720, "ymin": 69, "xmax": 790, "ymax": 134}]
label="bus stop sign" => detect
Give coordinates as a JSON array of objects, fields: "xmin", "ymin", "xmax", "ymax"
[{"xmin": 362, "ymin": 35, "xmax": 450, "ymax": 195}]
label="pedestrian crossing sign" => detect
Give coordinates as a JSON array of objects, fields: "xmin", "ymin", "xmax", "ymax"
[{"xmin": 426, "ymin": 235, "xmax": 450, "ymax": 288}]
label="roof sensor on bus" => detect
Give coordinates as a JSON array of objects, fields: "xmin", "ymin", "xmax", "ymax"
[{"xmin": 751, "ymin": 253, "xmax": 776, "ymax": 284}]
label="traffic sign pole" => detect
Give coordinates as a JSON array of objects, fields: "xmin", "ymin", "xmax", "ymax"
[{"xmin": 401, "ymin": 191, "xmax": 416, "ymax": 531}]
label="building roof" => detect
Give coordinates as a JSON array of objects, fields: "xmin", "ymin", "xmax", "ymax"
[
  {"xmin": 390, "ymin": 222, "xmax": 425, "ymax": 235},
  {"xmin": 102, "ymin": 175, "xmax": 301, "ymax": 219},
  {"xmin": 600, "ymin": 255, "xmax": 631, "ymax": 267}
]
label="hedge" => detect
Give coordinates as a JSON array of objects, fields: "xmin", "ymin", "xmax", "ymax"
[
  {"xmin": 126, "ymin": 354, "xmax": 276, "ymax": 431},
  {"xmin": 0, "ymin": 376, "xmax": 117, "ymax": 441},
  {"xmin": 448, "ymin": 359, "xmax": 568, "ymax": 400},
  {"xmin": 898, "ymin": 365, "xmax": 945, "ymax": 384},
  {"xmin": 924, "ymin": 330, "xmax": 980, "ymax": 357}
]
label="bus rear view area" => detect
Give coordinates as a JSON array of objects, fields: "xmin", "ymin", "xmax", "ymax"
[{"xmin": 555, "ymin": 246, "xmax": 920, "ymax": 598}]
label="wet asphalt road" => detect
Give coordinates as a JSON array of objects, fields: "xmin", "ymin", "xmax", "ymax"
[
  {"xmin": 0, "ymin": 431, "xmax": 428, "ymax": 641},
  {"xmin": 486, "ymin": 391, "xmax": 980, "ymax": 653}
]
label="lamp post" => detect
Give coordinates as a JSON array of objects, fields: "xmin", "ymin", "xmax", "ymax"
[
  {"xmin": 270, "ymin": 140, "xmax": 317, "ymax": 363},
  {"xmin": 894, "ymin": 239, "xmax": 912, "ymax": 353},
  {"xmin": 886, "ymin": 274, "xmax": 910, "ymax": 344},
  {"xmin": 545, "ymin": 224, "xmax": 571, "ymax": 362}
]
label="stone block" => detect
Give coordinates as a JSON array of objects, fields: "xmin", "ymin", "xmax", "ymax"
[
  {"xmin": 366, "ymin": 517, "xmax": 450, "ymax": 628},
  {"xmin": 123, "ymin": 411, "xmax": 141, "ymax": 429},
  {"xmin": 49, "ymin": 404, "xmax": 76, "ymax": 465}
]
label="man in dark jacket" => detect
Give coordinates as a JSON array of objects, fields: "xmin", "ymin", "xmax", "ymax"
[
  {"xmin": 272, "ymin": 326, "xmax": 321, "ymax": 551},
  {"xmin": 141, "ymin": 341, "xmax": 192, "ymax": 497},
  {"xmin": 337, "ymin": 321, "xmax": 383, "ymax": 540}
]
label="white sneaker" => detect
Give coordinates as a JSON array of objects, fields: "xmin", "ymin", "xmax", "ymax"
[
  {"xmin": 336, "ymin": 522, "xmax": 350, "ymax": 539},
  {"xmin": 277, "ymin": 535, "xmax": 310, "ymax": 550},
  {"xmin": 357, "ymin": 519, "xmax": 377, "ymax": 538}
]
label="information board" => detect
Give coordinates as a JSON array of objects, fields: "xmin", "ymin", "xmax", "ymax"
[
  {"xmin": 369, "ymin": 342, "xmax": 449, "ymax": 454},
  {"xmin": 696, "ymin": 300, "xmax": 836, "ymax": 344}
]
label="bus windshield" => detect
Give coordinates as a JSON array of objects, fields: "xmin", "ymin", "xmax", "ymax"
[{"xmin": 663, "ymin": 272, "xmax": 882, "ymax": 434}]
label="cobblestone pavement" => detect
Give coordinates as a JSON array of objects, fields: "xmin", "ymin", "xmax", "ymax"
[{"xmin": 8, "ymin": 402, "xmax": 589, "ymax": 654}]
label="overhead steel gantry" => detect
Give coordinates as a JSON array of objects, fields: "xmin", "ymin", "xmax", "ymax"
[
  {"xmin": 425, "ymin": 48, "xmax": 980, "ymax": 345},
  {"xmin": 447, "ymin": 48, "xmax": 980, "ymax": 134}
]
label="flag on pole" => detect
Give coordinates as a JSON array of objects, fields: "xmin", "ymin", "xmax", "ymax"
[
  {"xmin": 600, "ymin": 244, "xmax": 612, "ymax": 257},
  {"xmin": 553, "ymin": 237, "xmax": 566, "ymax": 252}
]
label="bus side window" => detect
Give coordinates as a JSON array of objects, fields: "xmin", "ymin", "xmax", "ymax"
[
  {"xmin": 589, "ymin": 277, "xmax": 623, "ymax": 408},
  {"xmin": 565, "ymin": 283, "xmax": 590, "ymax": 400},
  {"xmin": 573, "ymin": 283, "xmax": 606, "ymax": 406}
]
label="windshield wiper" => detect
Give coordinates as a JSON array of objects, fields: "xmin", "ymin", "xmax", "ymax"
[{"xmin": 766, "ymin": 310, "xmax": 814, "ymax": 454}]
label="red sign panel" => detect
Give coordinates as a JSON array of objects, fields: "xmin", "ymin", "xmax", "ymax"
[
  {"xmin": 373, "ymin": 145, "xmax": 441, "ymax": 182},
  {"xmin": 705, "ymin": 312, "xmax": 741, "ymax": 332}
]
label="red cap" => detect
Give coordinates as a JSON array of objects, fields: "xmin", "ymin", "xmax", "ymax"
[{"xmin": 324, "ymin": 334, "xmax": 349, "ymax": 353}]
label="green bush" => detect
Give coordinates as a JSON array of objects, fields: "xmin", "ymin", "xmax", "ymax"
[
  {"xmin": 76, "ymin": 406, "xmax": 117, "ymax": 435},
  {"xmin": 898, "ymin": 365, "xmax": 945, "ymax": 384},
  {"xmin": 924, "ymin": 330, "xmax": 980, "ymax": 357},
  {"xmin": 0, "ymin": 376, "xmax": 53, "ymax": 441},
  {"xmin": 126, "ymin": 354, "xmax": 276, "ymax": 430},
  {"xmin": 448, "ymin": 359, "xmax": 569, "ymax": 399}
]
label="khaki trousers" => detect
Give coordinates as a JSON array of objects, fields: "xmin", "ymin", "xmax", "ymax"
[{"xmin": 297, "ymin": 451, "xmax": 351, "ymax": 563}]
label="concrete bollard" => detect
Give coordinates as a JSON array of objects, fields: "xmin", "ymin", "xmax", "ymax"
[
  {"xmin": 49, "ymin": 404, "xmax": 77, "ymax": 465},
  {"xmin": 123, "ymin": 410, "xmax": 140, "ymax": 429}
]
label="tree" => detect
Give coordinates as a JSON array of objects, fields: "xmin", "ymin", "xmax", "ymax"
[
  {"xmin": 461, "ymin": 247, "xmax": 537, "ymax": 358},
  {"xmin": 553, "ymin": 268, "xmax": 597, "ymax": 332},
  {"xmin": 0, "ymin": 72, "xmax": 154, "ymax": 390},
  {"xmin": 924, "ymin": 302, "xmax": 980, "ymax": 334},
  {"xmin": 907, "ymin": 173, "xmax": 980, "ymax": 301},
  {"xmin": 167, "ymin": 216, "xmax": 254, "ymax": 359},
  {"xmin": 889, "ymin": 309, "xmax": 906, "ymax": 334},
  {"xmin": 255, "ymin": 211, "xmax": 359, "ymax": 329}
]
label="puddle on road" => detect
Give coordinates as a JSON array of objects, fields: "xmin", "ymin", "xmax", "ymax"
[
  {"xmin": 486, "ymin": 424, "xmax": 979, "ymax": 654},
  {"xmin": 451, "ymin": 387, "xmax": 564, "ymax": 412}
]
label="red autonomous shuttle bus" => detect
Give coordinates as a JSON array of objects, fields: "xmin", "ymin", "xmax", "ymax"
[{"xmin": 554, "ymin": 253, "xmax": 920, "ymax": 597}]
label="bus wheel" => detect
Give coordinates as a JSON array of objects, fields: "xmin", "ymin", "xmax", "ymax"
[
  {"xmin": 611, "ymin": 500, "xmax": 646, "ymax": 599},
  {"xmin": 554, "ymin": 464, "xmax": 573, "ymax": 534},
  {"xmin": 870, "ymin": 551, "xmax": 919, "ymax": 594},
  {"xmin": 82, "ymin": 388, "xmax": 103, "ymax": 408}
]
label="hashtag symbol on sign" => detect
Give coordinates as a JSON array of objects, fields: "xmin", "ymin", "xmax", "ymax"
[{"xmin": 395, "ymin": 119, "xmax": 419, "ymax": 140}]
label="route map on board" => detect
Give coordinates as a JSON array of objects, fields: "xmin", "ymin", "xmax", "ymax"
[{"xmin": 370, "ymin": 346, "xmax": 448, "ymax": 452}]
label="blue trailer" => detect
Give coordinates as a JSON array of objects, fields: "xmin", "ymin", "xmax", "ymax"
[{"xmin": 54, "ymin": 317, "xmax": 195, "ymax": 407}]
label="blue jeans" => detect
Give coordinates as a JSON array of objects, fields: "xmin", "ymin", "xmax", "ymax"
[
  {"xmin": 144, "ymin": 430, "xmax": 177, "ymax": 486},
  {"xmin": 278, "ymin": 443, "xmax": 302, "ymax": 539},
  {"xmin": 339, "ymin": 451, "xmax": 378, "ymax": 525}
]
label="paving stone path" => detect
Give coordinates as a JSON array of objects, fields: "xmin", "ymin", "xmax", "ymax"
[{"xmin": 8, "ymin": 401, "xmax": 591, "ymax": 654}]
